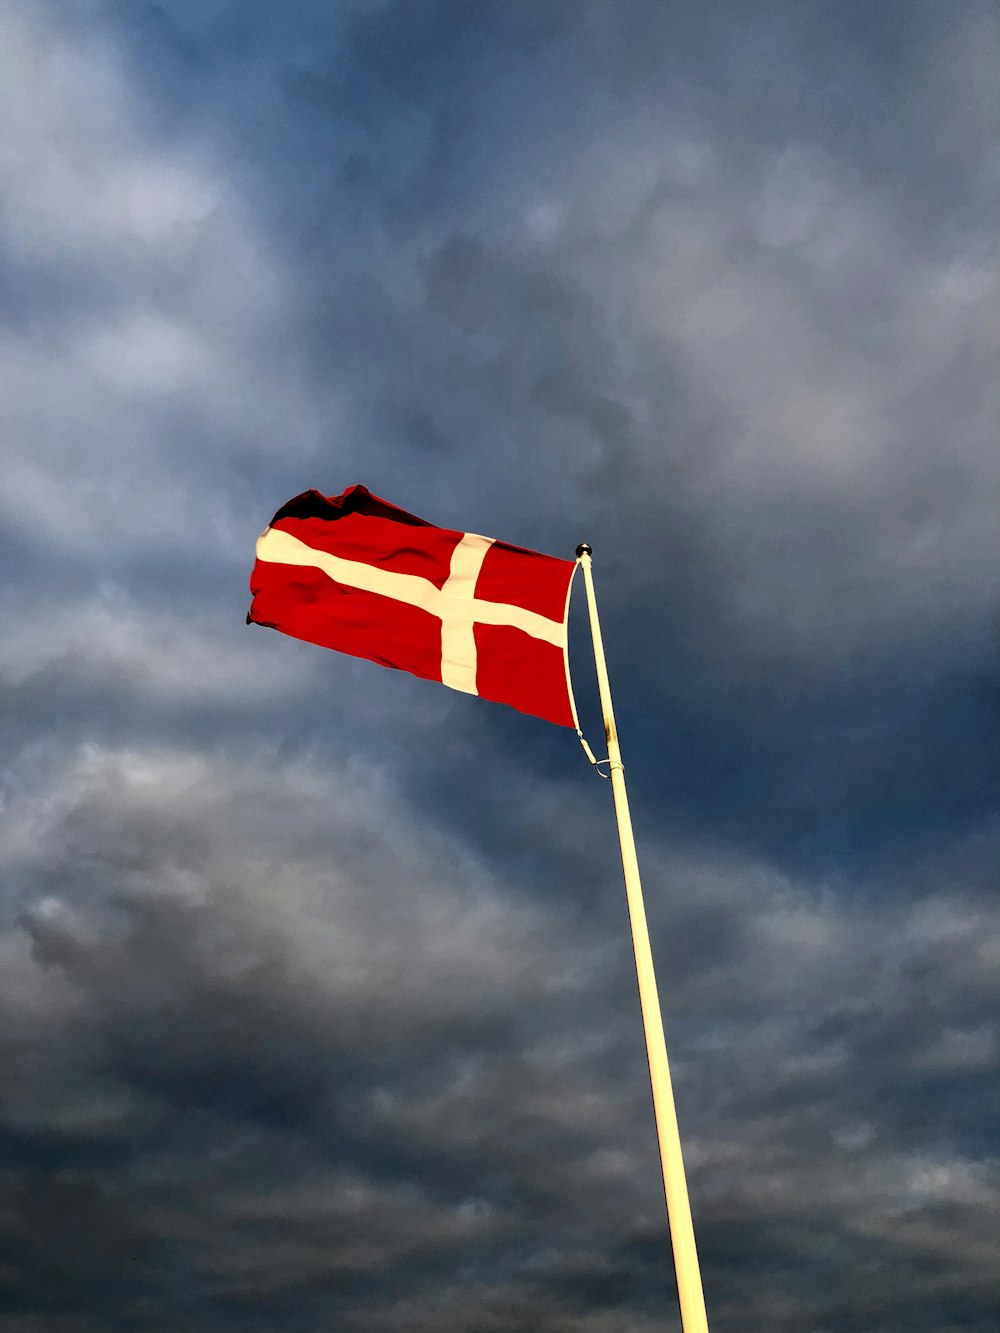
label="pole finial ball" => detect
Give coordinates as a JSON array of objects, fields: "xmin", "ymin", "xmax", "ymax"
[{"xmin": 575, "ymin": 542, "xmax": 593, "ymax": 558}]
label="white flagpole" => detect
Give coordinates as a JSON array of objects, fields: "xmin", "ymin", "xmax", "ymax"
[{"xmin": 575, "ymin": 543, "xmax": 710, "ymax": 1333}]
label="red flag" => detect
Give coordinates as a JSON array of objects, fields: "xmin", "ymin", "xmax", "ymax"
[{"xmin": 248, "ymin": 486, "xmax": 579, "ymax": 727}]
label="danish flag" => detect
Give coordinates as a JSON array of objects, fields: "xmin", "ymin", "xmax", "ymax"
[{"xmin": 248, "ymin": 486, "xmax": 579, "ymax": 727}]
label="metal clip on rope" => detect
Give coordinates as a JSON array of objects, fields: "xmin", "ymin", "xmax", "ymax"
[{"xmin": 576, "ymin": 729, "xmax": 616, "ymax": 779}]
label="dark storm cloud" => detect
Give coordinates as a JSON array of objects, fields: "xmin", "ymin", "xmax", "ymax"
[
  {"xmin": 2, "ymin": 0, "xmax": 999, "ymax": 1329},
  {"xmin": 2, "ymin": 740, "xmax": 997, "ymax": 1330}
]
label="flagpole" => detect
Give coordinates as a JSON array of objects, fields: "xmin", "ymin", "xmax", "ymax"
[{"xmin": 575, "ymin": 543, "xmax": 709, "ymax": 1333}]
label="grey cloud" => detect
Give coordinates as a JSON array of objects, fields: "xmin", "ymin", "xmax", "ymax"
[
  {"xmin": 1, "ymin": 738, "xmax": 997, "ymax": 1328},
  {"xmin": 2, "ymin": 0, "xmax": 1000, "ymax": 1328}
]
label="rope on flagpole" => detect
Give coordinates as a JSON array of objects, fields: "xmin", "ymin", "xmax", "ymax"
[
  {"xmin": 574, "ymin": 541, "xmax": 711, "ymax": 1333},
  {"xmin": 576, "ymin": 728, "xmax": 613, "ymax": 778}
]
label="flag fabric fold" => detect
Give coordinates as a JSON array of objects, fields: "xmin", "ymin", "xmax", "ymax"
[{"xmin": 248, "ymin": 485, "xmax": 579, "ymax": 727}]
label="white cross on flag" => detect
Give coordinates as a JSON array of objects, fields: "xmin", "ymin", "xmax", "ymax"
[{"xmin": 248, "ymin": 486, "xmax": 579, "ymax": 726}]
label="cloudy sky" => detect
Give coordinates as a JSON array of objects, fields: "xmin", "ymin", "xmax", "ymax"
[{"xmin": 2, "ymin": 1, "xmax": 999, "ymax": 1328}]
